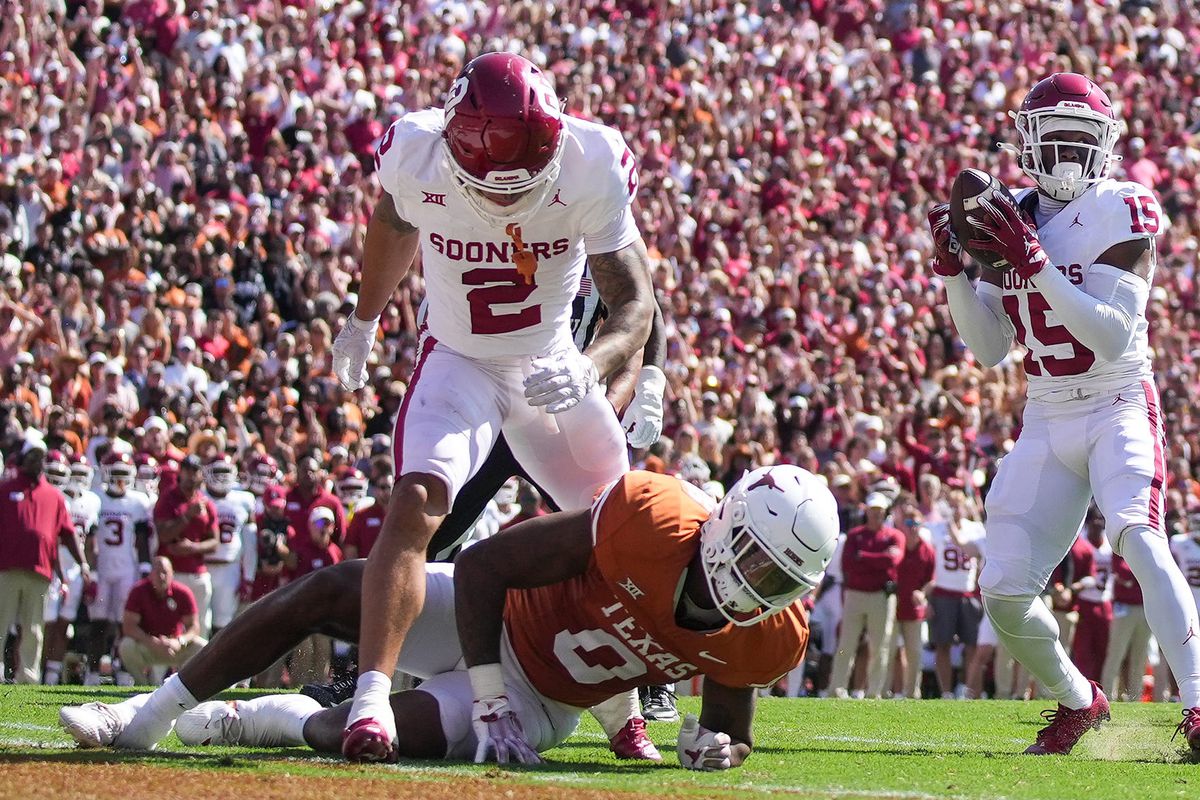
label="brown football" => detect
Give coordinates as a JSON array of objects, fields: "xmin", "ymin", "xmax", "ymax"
[{"xmin": 949, "ymin": 168, "xmax": 1018, "ymax": 270}]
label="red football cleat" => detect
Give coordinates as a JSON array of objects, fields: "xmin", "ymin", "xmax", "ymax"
[
  {"xmin": 609, "ymin": 717, "xmax": 662, "ymax": 762},
  {"xmin": 341, "ymin": 718, "xmax": 397, "ymax": 763},
  {"xmin": 1173, "ymin": 707, "xmax": 1200, "ymax": 755},
  {"xmin": 1024, "ymin": 681, "xmax": 1110, "ymax": 755}
]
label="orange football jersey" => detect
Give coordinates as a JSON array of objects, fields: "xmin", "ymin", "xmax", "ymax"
[{"xmin": 504, "ymin": 471, "xmax": 809, "ymax": 708}]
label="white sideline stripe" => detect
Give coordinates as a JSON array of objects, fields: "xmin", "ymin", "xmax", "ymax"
[
  {"xmin": 528, "ymin": 773, "xmax": 981, "ymax": 800},
  {"xmin": 0, "ymin": 722, "xmax": 59, "ymax": 733},
  {"xmin": 813, "ymin": 733, "xmax": 1026, "ymax": 747}
]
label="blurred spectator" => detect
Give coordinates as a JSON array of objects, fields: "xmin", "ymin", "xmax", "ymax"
[
  {"xmin": 285, "ymin": 505, "xmax": 343, "ymax": 684},
  {"xmin": 1071, "ymin": 507, "xmax": 1113, "ymax": 684},
  {"xmin": 926, "ymin": 488, "xmax": 985, "ymax": 698},
  {"xmin": 153, "ymin": 455, "xmax": 218, "ymax": 636},
  {"xmin": 117, "ymin": 556, "xmax": 205, "ymax": 683},
  {"xmin": 830, "ymin": 492, "xmax": 904, "ymax": 699},
  {"xmin": 342, "ymin": 469, "xmax": 392, "ymax": 560},
  {"xmin": 891, "ymin": 494, "xmax": 934, "ymax": 699},
  {"xmin": 1101, "ymin": 554, "xmax": 1152, "ymax": 702},
  {"xmin": 0, "ymin": 433, "xmax": 82, "ymax": 683}
]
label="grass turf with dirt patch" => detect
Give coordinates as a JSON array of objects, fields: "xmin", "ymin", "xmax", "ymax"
[{"xmin": 1, "ymin": 685, "xmax": 1196, "ymax": 799}]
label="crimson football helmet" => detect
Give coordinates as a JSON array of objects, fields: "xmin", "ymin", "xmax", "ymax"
[
  {"xmin": 335, "ymin": 467, "xmax": 368, "ymax": 506},
  {"xmin": 135, "ymin": 453, "xmax": 159, "ymax": 496},
  {"xmin": 700, "ymin": 466, "xmax": 839, "ymax": 627},
  {"xmin": 1001, "ymin": 73, "xmax": 1121, "ymax": 202},
  {"xmin": 101, "ymin": 451, "xmax": 136, "ymax": 496},
  {"xmin": 442, "ymin": 52, "xmax": 566, "ymax": 226},
  {"xmin": 45, "ymin": 450, "xmax": 72, "ymax": 491},
  {"xmin": 246, "ymin": 454, "xmax": 280, "ymax": 495},
  {"xmin": 69, "ymin": 453, "xmax": 94, "ymax": 492},
  {"xmin": 205, "ymin": 454, "xmax": 239, "ymax": 496}
]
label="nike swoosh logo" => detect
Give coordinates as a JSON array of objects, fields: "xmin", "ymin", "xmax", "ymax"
[{"xmin": 698, "ymin": 650, "xmax": 727, "ymax": 664}]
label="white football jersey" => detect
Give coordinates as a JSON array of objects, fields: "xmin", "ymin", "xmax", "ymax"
[
  {"xmin": 1077, "ymin": 539, "xmax": 1112, "ymax": 603},
  {"xmin": 209, "ymin": 489, "xmax": 257, "ymax": 564},
  {"xmin": 61, "ymin": 490, "xmax": 101, "ymax": 574},
  {"xmin": 375, "ymin": 109, "xmax": 639, "ymax": 360},
  {"xmin": 980, "ymin": 179, "xmax": 1162, "ymax": 401},
  {"xmin": 929, "ymin": 518, "xmax": 984, "ymax": 593},
  {"xmin": 1171, "ymin": 534, "xmax": 1200, "ymax": 609},
  {"xmin": 95, "ymin": 490, "xmax": 153, "ymax": 576}
]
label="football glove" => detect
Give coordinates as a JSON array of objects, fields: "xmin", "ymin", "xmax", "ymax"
[
  {"xmin": 332, "ymin": 314, "xmax": 379, "ymax": 391},
  {"xmin": 523, "ymin": 349, "xmax": 599, "ymax": 414},
  {"xmin": 927, "ymin": 204, "xmax": 963, "ymax": 278},
  {"xmin": 471, "ymin": 696, "xmax": 542, "ymax": 765},
  {"xmin": 676, "ymin": 713, "xmax": 732, "ymax": 771},
  {"xmin": 621, "ymin": 366, "xmax": 666, "ymax": 449},
  {"xmin": 967, "ymin": 193, "xmax": 1049, "ymax": 281}
]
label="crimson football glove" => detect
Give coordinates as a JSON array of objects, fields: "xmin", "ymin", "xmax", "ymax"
[
  {"xmin": 927, "ymin": 204, "xmax": 963, "ymax": 278},
  {"xmin": 966, "ymin": 193, "xmax": 1049, "ymax": 281}
]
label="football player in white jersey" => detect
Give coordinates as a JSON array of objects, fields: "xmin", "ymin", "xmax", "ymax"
[
  {"xmin": 929, "ymin": 72, "xmax": 1200, "ymax": 753},
  {"xmin": 87, "ymin": 451, "xmax": 154, "ymax": 685},
  {"xmin": 924, "ymin": 488, "xmax": 985, "ymax": 698},
  {"xmin": 42, "ymin": 451, "xmax": 97, "ymax": 686},
  {"xmin": 1170, "ymin": 513, "xmax": 1200, "ymax": 617},
  {"xmin": 203, "ymin": 455, "xmax": 257, "ymax": 636},
  {"xmin": 335, "ymin": 467, "xmax": 372, "ymax": 522},
  {"xmin": 329, "ymin": 52, "xmax": 656, "ymax": 761}
]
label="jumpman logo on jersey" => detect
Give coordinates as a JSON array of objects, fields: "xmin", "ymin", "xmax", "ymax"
[
  {"xmin": 1184, "ymin": 625, "xmax": 1197, "ymax": 647},
  {"xmin": 548, "ymin": 188, "xmax": 567, "ymax": 207},
  {"xmin": 1112, "ymin": 394, "xmax": 1127, "ymax": 406},
  {"xmin": 1070, "ymin": 213, "xmax": 1084, "ymax": 228}
]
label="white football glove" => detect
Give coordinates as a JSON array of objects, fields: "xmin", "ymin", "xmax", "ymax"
[
  {"xmin": 676, "ymin": 713, "xmax": 732, "ymax": 771},
  {"xmin": 621, "ymin": 365, "xmax": 666, "ymax": 449},
  {"xmin": 471, "ymin": 697, "xmax": 542, "ymax": 765},
  {"xmin": 522, "ymin": 350, "xmax": 598, "ymax": 414},
  {"xmin": 332, "ymin": 314, "xmax": 379, "ymax": 391}
]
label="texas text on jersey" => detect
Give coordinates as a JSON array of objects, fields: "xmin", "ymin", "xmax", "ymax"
[
  {"xmin": 982, "ymin": 179, "xmax": 1162, "ymax": 401},
  {"xmin": 504, "ymin": 472, "xmax": 808, "ymax": 709},
  {"xmin": 374, "ymin": 109, "xmax": 638, "ymax": 360}
]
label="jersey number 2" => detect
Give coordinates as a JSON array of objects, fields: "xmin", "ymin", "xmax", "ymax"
[
  {"xmin": 462, "ymin": 268, "xmax": 542, "ymax": 334},
  {"xmin": 1002, "ymin": 292, "xmax": 1096, "ymax": 377}
]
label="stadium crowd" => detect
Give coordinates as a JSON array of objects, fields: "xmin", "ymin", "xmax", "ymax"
[{"xmin": 2, "ymin": 0, "xmax": 1200, "ymax": 700}]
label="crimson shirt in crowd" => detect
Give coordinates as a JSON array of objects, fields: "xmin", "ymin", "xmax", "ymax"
[
  {"xmin": 154, "ymin": 486, "xmax": 219, "ymax": 574},
  {"xmin": 285, "ymin": 486, "xmax": 346, "ymax": 545},
  {"xmin": 287, "ymin": 532, "xmax": 342, "ymax": 580},
  {"xmin": 124, "ymin": 577, "xmax": 197, "ymax": 637},
  {"xmin": 1110, "ymin": 555, "xmax": 1144, "ymax": 605},
  {"xmin": 0, "ymin": 473, "xmax": 74, "ymax": 580},
  {"xmin": 1049, "ymin": 536, "xmax": 1095, "ymax": 612},
  {"xmin": 896, "ymin": 536, "xmax": 936, "ymax": 621},
  {"xmin": 841, "ymin": 523, "xmax": 905, "ymax": 593},
  {"xmin": 250, "ymin": 513, "xmax": 294, "ymax": 601},
  {"xmin": 343, "ymin": 502, "xmax": 386, "ymax": 558}
]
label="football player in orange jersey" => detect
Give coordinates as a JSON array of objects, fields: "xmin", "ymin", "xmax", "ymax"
[{"xmin": 60, "ymin": 466, "xmax": 838, "ymax": 770}]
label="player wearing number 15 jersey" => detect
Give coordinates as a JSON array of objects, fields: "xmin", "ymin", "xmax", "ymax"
[
  {"xmin": 929, "ymin": 72, "xmax": 1200, "ymax": 754},
  {"xmin": 328, "ymin": 52, "xmax": 655, "ymax": 760}
]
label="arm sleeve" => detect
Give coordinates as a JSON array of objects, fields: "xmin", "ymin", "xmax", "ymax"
[
  {"xmin": 945, "ymin": 274, "xmax": 1015, "ymax": 368},
  {"xmin": 1030, "ymin": 263, "xmax": 1149, "ymax": 363}
]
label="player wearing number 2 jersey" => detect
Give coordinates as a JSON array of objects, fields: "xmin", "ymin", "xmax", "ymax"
[
  {"xmin": 929, "ymin": 72, "xmax": 1200, "ymax": 754},
  {"xmin": 329, "ymin": 52, "xmax": 655, "ymax": 761}
]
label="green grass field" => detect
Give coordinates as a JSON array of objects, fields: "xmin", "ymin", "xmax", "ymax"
[{"xmin": 1, "ymin": 685, "xmax": 1197, "ymax": 799}]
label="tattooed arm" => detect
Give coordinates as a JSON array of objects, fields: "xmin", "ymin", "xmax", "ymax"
[
  {"xmin": 584, "ymin": 239, "xmax": 655, "ymax": 380},
  {"xmin": 354, "ymin": 194, "xmax": 420, "ymax": 322}
]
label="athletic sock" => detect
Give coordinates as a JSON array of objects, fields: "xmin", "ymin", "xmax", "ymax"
[
  {"xmin": 44, "ymin": 661, "xmax": 62, "ymax": 686},
  {"xmin": 983, "ymin": 594, "xmax": 1093, "ymax": 710},
  {"xmin": 346, "ymin": 670, "xmax": 397, "ymax": 741},
  {"xmin": 241, "ymin": 695, "xmax": 322, "ymax": 747},
  {"xmin": 589, "ymin": 690, "xmax": 641, "ymax": 739},
  {"xmin": 116, "ymin": 673, "xmax": 199, "ymax": 749},
  {"xmin": 1118, "ymin": 525, "xmax": 1200, "ymax": 708}
]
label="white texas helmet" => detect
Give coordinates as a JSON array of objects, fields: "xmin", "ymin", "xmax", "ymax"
[{"xmin": 700, "ymin": 465, "xmax": 839, "ymax": 626}]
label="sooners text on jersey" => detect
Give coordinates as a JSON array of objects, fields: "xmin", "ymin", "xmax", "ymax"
[
  {"xmin": 984, "ymin": 179, "xmax": 1162, "ymax": 400},
  {"xmin": 374, "ymin": 110, "xmax": 639, "ymax": 360}
]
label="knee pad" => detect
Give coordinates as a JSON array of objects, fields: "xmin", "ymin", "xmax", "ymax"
[{"xmin": 983, "ymin": 595, "xmax": 1060, "ymax": 644}]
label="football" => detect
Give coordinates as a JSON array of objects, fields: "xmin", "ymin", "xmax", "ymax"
[{"xmin": 949, "ymin": 168, "xmax": 1018, "ymax": 270}]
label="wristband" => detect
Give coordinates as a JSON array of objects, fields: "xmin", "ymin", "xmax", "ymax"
[
  {"xmin": 347, "ymin": 313, "xmax": 380, "ymax": 331},
  {"xmin": 468, "ymin": 663, "xmax": 507, "ymax": 700}
]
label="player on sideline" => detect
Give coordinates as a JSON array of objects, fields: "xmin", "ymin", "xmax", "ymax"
[
  {"xmin": 202, "ymin": 455, "xmax": 257, "ymax": 637},
  {"xmin": 60, "ymin": 467, "xmax": 838, "ymax": 770},
  {"xmin": 928, "ymin": 72, "xmax": 1200, "ymax": 754},
  {"xmin": 326, "ymin": 52, "xmax": 656, "ymax": 761}
]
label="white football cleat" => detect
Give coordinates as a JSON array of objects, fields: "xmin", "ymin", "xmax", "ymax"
[
  {"xmin": 177, "ymin": 701, "xmax": 244, "ymax": 746},
  {"xmin": 60, "ymin": 702, "xmax": 127, "ymax": 748}
]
